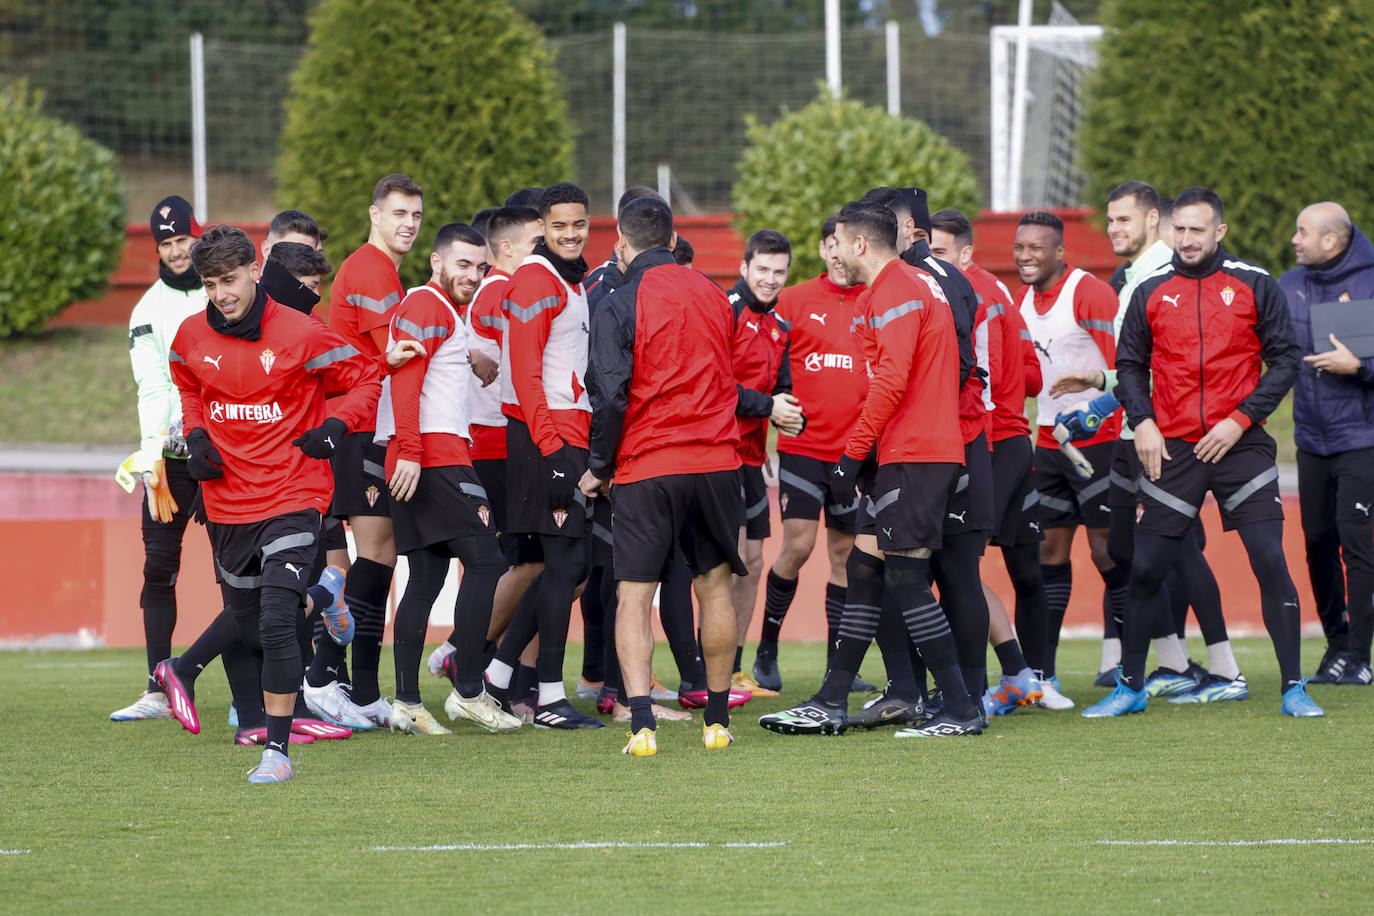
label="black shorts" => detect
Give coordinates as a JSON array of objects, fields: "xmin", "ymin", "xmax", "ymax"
[
  {"xmin": 330, "ymin": 432, "xmax": 390, "ymax": 518},
  {"xmin": 322, "ymin": 512, "xmax": 348, "ymax": 552},
  {"xmin": 989, "ymin": 436, "xmax": 1043, "ymax": 547},
  {"xmin": 390, "ymin": 464, "xmax": 496, "ymax": 555},
  {"xmin": 611, "ymin": 471, "xmax": 746, "ymax": 582},
  {"xmin": 474, "ymin": 457, "xmax": 530, "ymax": 565},
  {"xmin": 738, "ymin": 463, "xmax": 770, "ymax": 540},
  {"xmin": 589, "ymin": 496, "xmax": 614, "ymax": 568},
  {"xmin": 869, "ymin": 462, "xmax": 959, "ymax": 552},
  {"xmin": 1107, "ymin": 438, "xmax": 1141, "ymax": 514},
  {"xmin": 505, "ymin": 419, "xmax": 590, "ymax": 538},
  {"xmin": 943, "ymin": 433, "xmax": 994, "ymax": 536},
  {"xmin": 1032, "ymin": 441, "xmax": 1115, "ymax": 529},
  {"xmin": 777, "ymin": 452, "xmax": 860, "ymax": 533},
  {"xmin": 207, "ymin": 508, "xmax": 321, "ymax": 595},
  {"xmin": 1136, "ymin": 427, "xmax": 1286, "ymax": 537}
]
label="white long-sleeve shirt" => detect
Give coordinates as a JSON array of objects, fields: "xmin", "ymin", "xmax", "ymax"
[{"xmin": 129, "ymin": 278, "xmax": 203, "ymax": 471}]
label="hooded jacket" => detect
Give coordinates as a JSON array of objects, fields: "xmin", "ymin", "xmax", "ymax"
[{"xmin": 1278, "ymin": 225, "xmax": 1374, "ymax": 456}]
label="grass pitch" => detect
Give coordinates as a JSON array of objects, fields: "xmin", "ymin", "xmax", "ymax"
[{"xmin": 2, "ymin": 638, "xmax": 1371, "ymax": 913}]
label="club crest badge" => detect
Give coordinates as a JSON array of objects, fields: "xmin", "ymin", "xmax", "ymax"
[
  {"xmin": 478, "ymin": 505, "xmax": 491, "ymax": 527},
  {"xmin": 1340, "ymin": 291, "xmax": 1352, "ymax": 303},
  {"xmin": 366, "ymin": 485, "xmax": 380, "ymax": 508},
  {"xmin": 553, "ymin": 508, "xmax": 568, "ymax": 529},
  {"xmin": 779, "ymin": 492, "xmax": 789, "ymax": 513},
  {"xmin": 260, "ymin": 348, "xmax": 275, "ymax": 373},
  {"xmin": 1220, "ymin": 286, "xmax": 1236, "ymax": 307},
  {"xmin": 159, "ymin": 205, "xmax": 171, "ymax": 220},
  {"xmin": 1136, "ymin": 502, "xmax": 1145, "ymax": 524}
]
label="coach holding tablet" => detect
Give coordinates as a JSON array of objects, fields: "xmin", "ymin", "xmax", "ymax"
[{"xmin": 1281, "ymin": 201, "xmax": 1374, "ymax": 686}]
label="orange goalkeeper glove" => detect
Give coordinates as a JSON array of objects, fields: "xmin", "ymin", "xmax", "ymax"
[{"xmin": 145, "ymin": 459, "xmax": 179, "ymax": 523}]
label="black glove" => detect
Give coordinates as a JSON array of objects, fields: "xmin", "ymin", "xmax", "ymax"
[
  {"xmin": 186, "ymin": 489, "xmax": 207, "ymax": 525},
  {"xmin": 292, "ymin": 417, "xmax": 347, "ymax": 459},
  {"xmin": 185, "ymin": 427, "xmax": 224, "ymax": 481},
  {"xmin": 545, "ymin": 443, "xmax": 582, "ymax": 511},
  {"xmin": 831, "ymin": 454, "xmax": 863, "ymax": 505}
]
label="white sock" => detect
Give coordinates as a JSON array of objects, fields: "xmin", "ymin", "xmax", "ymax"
[
  {"xmin": 1153, "ymin": 634, "xmax": 1189, "ymax": 672},
  {"xmin": 537, "ymin": 681, "xmax": 567, "ymax": 706},
  {"xmin": 1206, "ymin": 640, "xmax": 1240, "ymax": 680},
  {"xmin": 485, "ymin": 659, "xmax": 514, "ymax": 690},
  {"xmin": 1100, "ymin": 637, "xmax": 1122, "ymax": 672}
]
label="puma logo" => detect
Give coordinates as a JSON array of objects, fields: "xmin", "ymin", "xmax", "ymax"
[
  {"xmin": 1029, "ymin": 521, "xmax": 1041, "ymax": 533},
  {"xmin": 324, "ymin": 436, "xmax": 334, "ymax": 449},
  {"xmin": 810, "ymin": 312, "xmax": 827, "ymax": 325},
  {"xmin": 947, "ymin": 510, "xmax": 967, "ymax": 523},
  {"xmin": 203, "ymin": 355, "xmax": 222, "ymax": 370},
  {"xmin": 746, "ymin": 321, "xmax": 759, "ymax": 333},
  {"xmin": 284, "ymin": 563, "xmax": 304, "ymax": 580},
  {"xmin": 159, "ymin": 223, "xmax": 176, "ymax": 233},
  {"xmin": 551, "ymin": 469, "xmax": 566, "ymax": 479},
  {"xmin": 1357, "ymin": 502, "xmax": 1371, "ymax": 517},
  {"xmin": 882, "ymin": 527, "xmax": 893, "ymax": 539},
  {"xmin": 1163, "ymin": 294, "xmax": 1181, "ymax": 308},
  {"xmin": 1033, "ymin": 339, "xmax": 1052, "ymax": 361}
]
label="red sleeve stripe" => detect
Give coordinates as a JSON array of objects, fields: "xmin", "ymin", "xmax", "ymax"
[
  {"xmin": 346, "ymin": 291, "xmax": 401, "ymax": 314},
  {"xmin": 505, "ymin": 295, "xmax": 562, "ymax": 323},
  {"xmin": 394, "ymin": 317, "xmax": 449, "ymax": 340},
  {"xmin": 868, "ymin": 299, "xmax": 925, "ymax": 329},
  {"xmin": 305, "ymin": 345, "xmax": 361, "ymax": 370}
]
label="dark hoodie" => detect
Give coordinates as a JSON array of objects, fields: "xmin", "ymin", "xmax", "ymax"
[{"xmin": 1279, "ymin": 225, "xmax": 1374, "ymax": 455}]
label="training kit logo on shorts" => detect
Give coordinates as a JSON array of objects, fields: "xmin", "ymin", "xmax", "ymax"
[
  {"xmin": 1136, "ymin": 502, "xmax": 1145, "ymax": 524},
  {"xmin": 1220, "ymin": 286, "xmax": 1236, "ymax": 307},
  {"xmin": 553, "ymin": 508, "xmax": 568, "ymax": 528},
  {"xmin": 779, "ymin": 492, "xmax": 789, "ymax": 513},
  {"xmin": 366, "ymin": 485, "xmax": 380, "ymax": 508},
  {"xmin": 260, "ymin": 348, "xmax": 275, "ymax": 374},
  {"xmin": 478, "ymin": 505, "xmax": 491, "ymax": 527}
]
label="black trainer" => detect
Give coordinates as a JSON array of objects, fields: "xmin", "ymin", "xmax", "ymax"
[
  {"xmin": 894, "ymin": 710, "xmax": 983, "ymax": 738},
  {"xmin": 849, "ymin": 685, "xmax": 925, "ymax": 729},
  {"xmin": 1311, "ymin": 647, "xmax": 1351, "ymax": 684},
  {"xmin": 757, "ymin": 699, "xmax": 848, "ymax": 735},
  {"xmin": 532, "ymin": 699, "xmax": 605, "ymax": 729},
  {"xmin": 1093, "ymin": 669, "xmax": 1117, "ymax": 688},
  {"xmin": 850, "ymin": 674, "xmax": 878, "ymax": 693},
  {"xmin": 752, "ymin": 647, "xmax": 782, "ymax": 692},
  {"xmin": 1336, "ymin": 659, "xmax": 1373, "ymax": 685}
]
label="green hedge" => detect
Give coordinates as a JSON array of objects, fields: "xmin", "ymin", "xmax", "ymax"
[
  {"xmin": 275, "ymin": 0, "xmax": 574, "ymax": 289},
  {"xmin": 0, "ymin": 81, "xmax": 125, "ymax": 338},
  {"xmin": 1079, "ymin": 0, "xmax": 1374, "ymax": 273},
  {"xmin": 733, "ymin": 89, "xmax": 981, "ymax": 281}
]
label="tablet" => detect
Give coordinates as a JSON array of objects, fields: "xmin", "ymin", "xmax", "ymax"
[{"xmin": 1310, "ymin": 298, "xmax": 1374, "ymax": 359}]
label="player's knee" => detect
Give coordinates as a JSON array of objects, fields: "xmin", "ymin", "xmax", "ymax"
[
  {"xmin": 1336, "ymin": 520, "xmax": 1374, "ymax": 567},
  {"xmin": 258, "ymin": 586, "xmax": 302, "ymax": 655}
]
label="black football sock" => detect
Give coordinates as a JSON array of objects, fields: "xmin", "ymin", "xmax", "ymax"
[
  {"xmin": 517, "ymin": 665, "xmax": 539, "ymax": 705},
  {"xmin": 344, "ymin": 557, "xmax": 393, "ymax": 706},
  {"xmin": 447, "ymin": 535, "xmax": 505, "ymax": 694},
  {"xmin": 704, "ymin": 690, "xmax": 730, "ymax": 728},
  {"xmin": 392, "ymin": 547, "xmax": 448, "ymax": 705},
  {"xmin": 659, "ymin": 554, "xmax": 705, "ymax": 684},
  {"xmin": 628, "ymin": 695, "xmax": 654, "ymax": 733},
  {"xmin": 265, "ymin": 714, "xmax": 292, "ymax": 757},
  {"xmin": 580, "ymin": 565, "xmax": 607, "ymax": 683},
  {"xmin": 531, "ymin": 535, "xmax": 588, "ymax": 691},
  {"xmin": 733, "ymin": 644, "xmax": 743, "ymax": 675},
  {"xmin": 1005, "ymin": 542, "xmax": 1049, "ymax": 674},
  {"xmin": 814, "ymin": 551, "xmax": 885, "ymax": 706},
  {"xmin": 824, "ymin": 583, "xmax": 846, "ymax": 665},
  {"xmin": 1040, "ymin": 561, "xmax": 1072, "ymax": 678},
  {"xmin": 1124, "ymin": 531, "xmax": 1186, "ymax": 691},
  {"xmin": 223, "ymin": 635, "xmax": 266, "ymax": 728},
  {"xmin": 174, "ymin": 608, "xmax": 239, "ymax": 693},
  {"xmin": 1101, "ymin": 562, "xmax": 1130, "ymax": 633},
  {"xmin": 993, "ymin": 639, "xmax": 1028, "ymax": 677},
  {"xmin": 885, "ymin": 552, "xmax": 976, "ymax": 720},
  {"xmin": 306, "ymin": 638, "xmax": 346, "ymax": 688},
  {"xmin": 931, "ymin": 532, "xmax": 990, "ymax": 702},
  {"xmin": 1239, "ymin": 520, "xmax": 1304, "ymax": 690},
  {"xmin": 759, "ymin": 569, "xmax": 799, "ymax": 649},
  {"xmin": 874, "ymin": 598, "xmax": 920, "ymax": 698},
  {"xmin": 601, "ymin": 574, "xmax": 623, "ymax": 696}
]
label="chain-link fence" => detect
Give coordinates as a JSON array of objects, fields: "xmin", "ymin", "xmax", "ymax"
[{"xmin": 5, "ymin": 13, "xmax": 1010, "ymax": 221}]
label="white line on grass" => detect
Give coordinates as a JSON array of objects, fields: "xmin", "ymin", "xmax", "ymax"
[
  {"xmin": 370, "ymin": 841, "xmax": 790, "ymax": 852},
  {"xmin": 0, "ymin": 849, "xmax": 31, "ymax": 855},
  {"xmin": 1098, "ymin": 839, "xmax": 1374, "ymax": 847}
]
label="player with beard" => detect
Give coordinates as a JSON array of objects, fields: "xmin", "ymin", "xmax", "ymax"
[
  {"xmin": 304, "ymin": 174, "xmax": 423, "ymax": 731},
  {"xmin": 1014, "ymin": 210, "xmax": 1123, "ymax": 703},
  {"xmin": 1052, "ymin": 182, "xmax": 1231, "ymax": 698},
  {"xmin": 374, "ymin": 223, "xmax": 522, "ymax": 735},
  {"xmin": 752, "ymin": 213, "xmax": 870, "ymax": 693},
  {"xmin": 426, "ymin": 206, "xmax": 544, "ymax": 685},
  {"xmin": 728, "ymin": 230, "xmax": 804, "ymax": 698},
  {"xmin": 111, "ymin": 196, "xmax": 208, "ymax": 723},
  {"xmin": 483, "ymin": 182, "xmax": 604, "ymax": 729},
  {"xmin": 1099, "ymin": 186, "xmax": 1321, "ymax": 718},
  {"xmin": 759, "ymin": 202, "xmax": 981, "ymax": 738},
  {"xmin": 165, "ymin": 225, "xmax": 381, "ymax": 781}
]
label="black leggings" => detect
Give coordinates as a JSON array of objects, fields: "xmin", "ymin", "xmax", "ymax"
[
  {"xmin": 493, "ymin": 534, "xmax": 589, "ymax": 684},
  {"xmin": 931, "ymin": 532, "xmax": 991, "ymax": 698}
]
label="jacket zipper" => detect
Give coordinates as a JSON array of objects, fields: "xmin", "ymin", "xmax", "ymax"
[{"xmin": 1196, "ymin": 277, "xmax": 1206, "ymax": 435}]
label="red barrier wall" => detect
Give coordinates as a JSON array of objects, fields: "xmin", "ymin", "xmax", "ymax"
[
  {"xmin": 0, "ymin": 472, "xmax": 1305, "ymax": 648},
  {"xmin": 51, "ymin": 210, "xmax": 1119, "ymax": 329}
]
